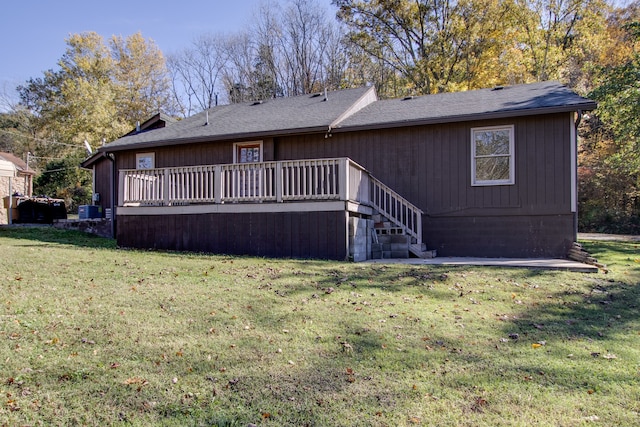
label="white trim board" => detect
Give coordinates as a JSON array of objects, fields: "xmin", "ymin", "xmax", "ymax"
[{"xmin": 118, "ymin": 201, "xmax": 372, "ymax": 216}]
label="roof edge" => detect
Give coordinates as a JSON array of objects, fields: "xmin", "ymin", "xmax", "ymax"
[
  {"xmin": 333, "ymin": 103, "xmax": 597, "ymax": 133},
  {"xmin": 98, "ymin": 126, "xmax": 331, "ymax": 153}
]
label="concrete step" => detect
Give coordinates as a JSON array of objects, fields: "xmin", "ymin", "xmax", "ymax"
[{"xmin": 409, "ymin": 244, "xmax": 437, "ymax": 259}]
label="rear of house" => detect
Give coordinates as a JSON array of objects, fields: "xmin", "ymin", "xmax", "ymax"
[{"xmin": 83, "ymin": 81, "xmax": 596, "ymax": 260}]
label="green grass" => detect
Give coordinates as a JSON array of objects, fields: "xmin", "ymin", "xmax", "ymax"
[{"xmin": 1, "ymin": 227, "xmax": 639, "ymax": 426}]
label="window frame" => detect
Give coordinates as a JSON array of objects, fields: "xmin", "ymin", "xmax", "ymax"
[
  {"xmin": 470, "ymin": 125, "xmax": 515, "ymax": 186},
  {"xmin": 136, "ymin": 152, "xmax": 155, "ymax": 170},
  {"xmin": 233, "ymin": 141, "xmax": 263, "ymax": 164}
]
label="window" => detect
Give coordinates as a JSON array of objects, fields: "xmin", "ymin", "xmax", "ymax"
[
  {"xmin": 471, "ymin": 125, "xmax": 514, "ymax": 186},
  {"xmin": 136, "ymin": 152, "xmax": 155, "ymax": 169},
  {"xmin": 233, "ymin": 141, "xmax": 262, "ymax": 164}
]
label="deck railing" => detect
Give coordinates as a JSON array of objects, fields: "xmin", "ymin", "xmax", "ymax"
[
  {"xmin": 369, "ymin": 177, "xmax": 423, "ymax": 244},
  {"xmin": 119, "ymin": 157, "xmax": 422, "ymax": 244}
]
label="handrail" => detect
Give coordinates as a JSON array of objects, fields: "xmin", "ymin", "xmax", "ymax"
[
  {"xmin": 118, "ymin": 157, "xmax": 423, "ymax": 245},
  {"xmin": 369, "ymin": 176, "xmax": 423, "ymax": 245}
]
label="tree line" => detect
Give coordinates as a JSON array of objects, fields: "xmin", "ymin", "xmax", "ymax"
[{"xmin": 0, "ymin": 0, "xmax": 638, "ymax": 232}]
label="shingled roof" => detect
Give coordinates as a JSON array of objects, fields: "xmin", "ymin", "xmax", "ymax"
[
  {"xmin": 100, "ymin": 81, "xmax": 595, "ymax": 152},
  {"xmin": 102, "ymin": 86, "xmax": 376, "ymax": 152},
  {"xmin": 333, "ymin": 81, "xmax": 596, "ymax": 132}
]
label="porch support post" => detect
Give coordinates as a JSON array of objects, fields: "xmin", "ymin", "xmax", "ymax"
[
  {"xmin": 118, "ymin": 170, "xmax": 125, "ymax": 207},
  {"xmin": 163, "ymin": 168, "xmax": 170, "ymax": 206},
  {"xmin": 339, "ymin": 158, "xmax": 348, "ymax": 201},
  {"xmin": 213, "ymin": 165, "xmax": 222, "ymax": 204},
  {"xmin": 275, "ymin": 161, "xmax": 283, "ymax": 202}
]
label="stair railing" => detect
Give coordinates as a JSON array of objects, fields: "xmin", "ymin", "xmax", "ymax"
[{"xmin": 369, "ymin": 177, "xmax": 423, "ymax": 245}]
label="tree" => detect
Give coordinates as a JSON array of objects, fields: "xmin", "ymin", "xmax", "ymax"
[
  {"xmin": 18, "ymin": 32, "xmax": 173, "ymax": 151},
  {"xmin": 168, "ymin": 0, "xmax": 348, "ymax": 110},
  {"xmin": 17, "ymin": 31, "xmax": 174, "ymax": 210},
  {"xmin": 512, "ymin": 0, "xmax": 611, "ymax": 87},
  {"xmin": 33, "ymin": 152, "xmax": 92, "ymax": 212},
  {"xmin": 579, "ymin": 17, "xmax": 640, "ymax": 233},
  {"xmin": 111, "ymin": 33, "xmax": 177, "ymax": 123},
  {"xmin": 334, "ymin": 0, "xmax": 517, "ymax": 97},
  {"xmin": 168, "ymin": 33, "xmax": 229, "ymax": 115}
]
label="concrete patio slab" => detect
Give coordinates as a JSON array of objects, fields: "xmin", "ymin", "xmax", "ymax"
[{"xmin": 364, "ymin": 257, "xmax": 599, "ymax": 273}]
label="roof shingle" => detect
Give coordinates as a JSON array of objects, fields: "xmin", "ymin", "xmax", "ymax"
[
  {"xmin": 333, "ymin": 81, "xmax": 596, "ymax": 131},
  {"xmin": 100, "ymin": 81, "xmax": 595, "ymax": 152}
]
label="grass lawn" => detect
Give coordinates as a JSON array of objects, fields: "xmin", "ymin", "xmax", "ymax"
[{"xmin": 1, "ymin": 227, "xmax": 638, "ymax": 426}]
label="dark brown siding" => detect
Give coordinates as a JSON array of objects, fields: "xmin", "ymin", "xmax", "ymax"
[
  {"xmin": 93, "ymin": 158, "xmax": 112, "ymax": 216},
  {"xmin": 111, "ymin": 113, "xmax": 574, "ymax": 258},
  {"xmin": 273, "ymin": 113, "xmax": 574, "ymax": 257},
  {"xmin": 117, "ymin": 211, "xmax": 348, "ymax": 260}
]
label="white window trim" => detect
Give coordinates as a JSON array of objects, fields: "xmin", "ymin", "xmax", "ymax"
[
  {"xmin": 136, "ymin": 152, "xmax": 155, "ymax": 169},
  {"xmin": 471, "ymin": 125, "xmax": 515, "ymax": 186},
  {"xmin": 233, "ymin": 141, "xmax": 263, "ymax": 163}
]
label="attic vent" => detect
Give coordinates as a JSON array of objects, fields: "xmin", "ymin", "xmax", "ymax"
[
  {"xmin": 492, "ymin": 85, "xmax": 505, "ymax": 91},
  {"xmin": 252, "ymin": 100, "xmax": 263, "ymax": 106},
  {"xmin": 403, "ymin": 95, "xmax": 415, "ymax": 101}
]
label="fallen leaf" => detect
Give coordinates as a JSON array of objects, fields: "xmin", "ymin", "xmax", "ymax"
[{"xmin": 124, "ymin": 377, "xmax": 148, "ymax": 385}]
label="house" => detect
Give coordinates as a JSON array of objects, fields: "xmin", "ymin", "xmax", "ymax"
[
  {"xmin": 0, "ymin": 152, "xmax": 35, "ymax": 224},
  {"xmin": 83, "ymin": 81, "xmax": 596, "ymax": 260}
]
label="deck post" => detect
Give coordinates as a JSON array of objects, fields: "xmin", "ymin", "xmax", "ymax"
[
  {"xmin": 118, "ymin": 170, "xmax": 125, "ymax": 207},
  {"xmin": 339, "ymin": 158, "xmax": 348, "ymax": 201},
  {"xmin": 163, "ymin": 168, "xmax": 170, "ymax": 206},
  {"xmin": 213, "ymin": 165, "xmax": 222, "ymax": 204},
  {"xmin": 275, "ymin": 161, "xmax": 283, "ymax": 202}
]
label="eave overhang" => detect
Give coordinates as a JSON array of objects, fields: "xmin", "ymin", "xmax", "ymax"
[
  {"xmin": 97, "ymin": 125, "xmax": 331, "ymax": 154},
  {"xmin": 331, "ymin": 103, "xmax": 597, "ymax": 134}
]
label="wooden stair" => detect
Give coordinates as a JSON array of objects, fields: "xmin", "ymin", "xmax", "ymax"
[{"xmin": 366, "ymin": 176, "xmax": 435, "ymax": 260}]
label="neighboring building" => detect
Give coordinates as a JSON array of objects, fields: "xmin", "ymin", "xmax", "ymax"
[
  {"xmin": 83, "ymin": 81, "xmax": 596, "ymax": 260},
  {"xmin": 0, "ymin": 152, "xmax": 34, "ymax": 224}
]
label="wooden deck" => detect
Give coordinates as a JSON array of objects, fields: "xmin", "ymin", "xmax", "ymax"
[{"xmin": 118, "ymin": 157, "xmax": 423, "ymax": 246}]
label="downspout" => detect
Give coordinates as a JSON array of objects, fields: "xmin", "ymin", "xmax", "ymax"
[{"xmin": 106, "ymin": 153, "xmax": 116, "ymax": 239}]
